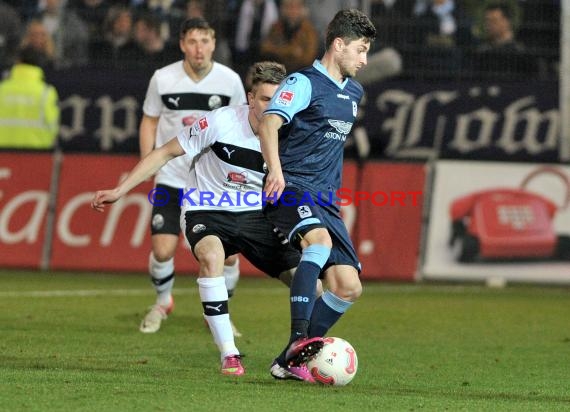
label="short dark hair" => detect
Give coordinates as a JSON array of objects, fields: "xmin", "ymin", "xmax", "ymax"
[
  {"xmin": 485, "ymin": 2, "xmax": 514, "ymax": 21},
  {"xmin": 325, "ymin": 9, "xmax": 376, "ymax": 49},
  {"xmin": 246, "ymin": 61, "xmax": 287, "ymax": 91},
  {"xmin": 135, "ymin": 12, "xmax": 162, "ymax": 34},
  {"xmin": 179, "ymin": 17, "xmax": 215, "ymax": 39}
]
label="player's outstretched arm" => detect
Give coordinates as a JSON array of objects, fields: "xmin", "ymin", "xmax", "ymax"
[
  {"xmin": 258, "ymin": 113, "xmax": 285, "ymax": 202},
  {"xmin": 91, "ymin": 137, "xmax": 185, "ymax": 212}
]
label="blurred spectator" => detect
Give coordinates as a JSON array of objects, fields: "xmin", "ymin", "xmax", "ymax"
[
  {"xmin": 129, "ymin": 0, "xmax": 176, "ymax": 40},
  {"xmin": 516, "ymin": 0, "xmax": 559, "ymax": 78},
  {"xmin": 122, "ymin": 12, "xmax": 180, "ymax": 71},
  {"xmin": 468, "ymin": 1, "xmax": 536, "ymax": 79},
  {"xmin": 35, "ymin": 0, "xmax": 90, "ymax": 69},
  {"xmin": 3, "ymin": 0, "xmax": 40, "ymax": 22},
  {"xmin": 407, "ymin": 0, "xmax": 472, "ymax": 78},
  {"xmin": 259, "ymin": 0, "xmax": 319, "ymax": 72},
  {"xmin": 89, "ymin": 5, "xmax": 135, "ymax": 68},
  {"xmin": 68, "ymin": 0, "xmax": 111, "ymax": 44},
  {"xmin": 0, "ymin": 1, "xmax": 22, "ymax": 75},
  {"xmin": 0, "ymin": 46, "xmax": 59, "ymax": 150},
  {"xmin": 306, "ymin": 0, "xmax": 358, "ymax": 54},
  {"xmin": 20, "ymin": 19, "xmax": 56, "ymax": 71},
  {"xmin": 233, "ymin": 0, "xmax": 279, "ymax": 80},
  {"xmin": 369, "ymin": 0, "xmax": 415, "ymax": 50}
]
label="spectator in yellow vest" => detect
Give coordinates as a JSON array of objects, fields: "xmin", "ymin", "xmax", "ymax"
[{"xmin": 0, "ymin": 47, "xmax": 60, "ymax": 150}]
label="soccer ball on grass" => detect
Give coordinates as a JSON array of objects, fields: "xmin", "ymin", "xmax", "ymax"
[{"xmin": 307, "ymin": 337, "xmax": 358, "ymax": 386}]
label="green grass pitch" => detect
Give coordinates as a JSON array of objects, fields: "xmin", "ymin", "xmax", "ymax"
[{"xmin": 0, "ymin": 270, "xmax": 569, "ymax": 411}]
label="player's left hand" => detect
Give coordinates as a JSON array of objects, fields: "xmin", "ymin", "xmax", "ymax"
[{"xmin": 91, "ymin": 189, "xmax": 120, "ymax": 212}]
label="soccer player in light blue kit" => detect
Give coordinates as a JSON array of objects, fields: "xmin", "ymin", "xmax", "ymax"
[{"xmin": 258, "ymin": 9, "xmax": 376, "ymax": 371}]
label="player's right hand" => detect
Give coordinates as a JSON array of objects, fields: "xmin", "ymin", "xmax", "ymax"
[
  {"xmin": 263, "ymin": 171, "xmax": 285, "ymax": 204},
  {"xmin": 91, "ymin": 189, "xmax": 120, "ymax": 212}
]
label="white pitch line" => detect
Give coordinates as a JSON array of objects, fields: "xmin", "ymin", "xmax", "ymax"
[
  {"xmin": 0, "ymin": 287, "xmax": 296, "ymax": 298},
  {"xmin": 0, "ymin": 284, "xmax": 507, "ymax": 299},
  {"xmin": 0, "ymin": 288, "xmax": 197, "ymax": 298}
]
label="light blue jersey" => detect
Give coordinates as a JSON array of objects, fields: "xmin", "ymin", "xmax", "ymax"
[{"xmin": 265, "ymin": 60, "xmax": 363, "ymax": 212}]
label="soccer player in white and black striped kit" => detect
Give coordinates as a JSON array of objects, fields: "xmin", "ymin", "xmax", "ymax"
[
  {"xmin": 92, "ymin": 62, "xmax": 316, "ymax": 380},
  {"xmin": 139, "ymin": 18, "xmax": 246, "ymax": 335}
]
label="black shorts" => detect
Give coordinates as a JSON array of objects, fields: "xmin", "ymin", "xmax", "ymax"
[
  {"xmin": 150, "ymin": 184, "xmax": 182, "ymax": 236},
  {"xmin": 263, "ymin": 186, "xmax": 361, "ymax": 273},
  {"xmin": 184, "ymin": 210, "xmax": 300, "ymax": 278}
]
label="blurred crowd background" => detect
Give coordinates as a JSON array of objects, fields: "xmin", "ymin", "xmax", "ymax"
[{"xmin": 0, "ymin": 0, "xmax": 561, "ymax": 84}]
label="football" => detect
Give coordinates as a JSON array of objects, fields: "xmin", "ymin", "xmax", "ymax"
[{"xmin": 307, "ymin": 337, "xmax": 358, "ymax": 386}]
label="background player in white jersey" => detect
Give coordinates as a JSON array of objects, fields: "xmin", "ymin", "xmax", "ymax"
[
  {"xmin": 139, "ymin": 17, "xmax": 246, "ymax": 334},
  {"xmin": 92, "ymin": 62, "xmax": 315, "ymax": 380}
]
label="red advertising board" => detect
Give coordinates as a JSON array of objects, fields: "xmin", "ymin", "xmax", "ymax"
[
  {"xmin": 0, "ymin": 152, "xmax": 53, "ymax": 269},
  {"xmin": 50, "ymin": 154, "xmax": 200, "ymax": 274},
  {"xmin": 3, "ymin": 153, "xmax": 424, "ymax": 281},
  {"xmin": 351, "ymin": 163, "xmax": 425, "ymax": 280}
]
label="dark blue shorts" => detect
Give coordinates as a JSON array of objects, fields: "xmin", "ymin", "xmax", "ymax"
[{"xmin": 263, "ymin": 186, "xmax": 361, "ymax": 273}]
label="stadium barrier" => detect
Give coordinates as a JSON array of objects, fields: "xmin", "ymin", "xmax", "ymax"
[{"xmin": 51, "ymin": 69, "xmax": 564, "ymax": 162}]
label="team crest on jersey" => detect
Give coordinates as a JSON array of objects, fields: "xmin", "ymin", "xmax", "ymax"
[
  {"xmin": 297, "ymin": 205, "xmax": 312, "ymax": 219},
  {"xmin": 352, "ymin": 101, "xmax": 358, "ymax": 117},
  {"xmin": 277, "ymin": 90, "xmax": 294, "ymax": 106},
  {"xmin": 286, "ymin": 76, "xmax": 297, "ymax": 85},
  {"xmin": 152, "ymin": 214, "xmax": 165, "ymax": 230},
  {"xmin": 227, "ymin": 171, "xmax": 248, "ymax": 184},
  {"xmin": 208, "ymin": 95, "xmax": 222, "ymax": 109},
  {"xmin": 192, "ymin": 224, "xmax": 206, "ymax": 234},
  {"xmin": 198, "ymin": 117, "xmax": 209, "ymax": 130}
]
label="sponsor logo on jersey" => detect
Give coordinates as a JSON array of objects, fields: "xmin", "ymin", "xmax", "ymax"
[
  {"xmin": 328, "ymin": 119, "xmax": 353, "ymax": 134},
  {"xmin": 337, "ymin": 93, "xmax": 349, "ymax": 99},
  {"xmin": 227, "ymin": 171, "xmax": 248, "ymax": 184},
  {"xmin": 208, "ymin": 95, "xmax": 222, "ymax": 109},
  {"xmin": 198, "ymin": 117, "xmax": 208, "ymax": 130},
  {"xmin": 325, "ymin": 119, "xmax": 353, "ymax": 141},
  {"xmin": 168, "ymin": 96, "xmax": 180, "ymax": 107},
  {"xmin": 223, "ymin": 146, "xmax": 236, "ymax": 159},
  {"xmin": 277, "ymin": 90, "xmax": 294, "ymax": 106},
  {"xmin": 182, "ymin": 114, "xmax": 198, "ymax": 126},
  {"xmin": 352, "ymin": 101, "xmax": 358, "ymax": 117}
]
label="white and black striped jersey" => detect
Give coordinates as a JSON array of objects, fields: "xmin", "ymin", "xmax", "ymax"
[
  {"xmin": 176, "ymin": 104, "xmax": 266, "ymax": 213},
  {"xmin": 142, "ymin": 60, "xmax": 246, "ymax": 189}
]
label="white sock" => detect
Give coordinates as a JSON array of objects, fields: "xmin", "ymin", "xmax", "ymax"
[
  {"xmin": 149, "ymin": 253, "xmax": 174, "ymax": 307},
  {"xmin": 197, "ymin": 276, "xmax": 239, "ymax": 360},
  {"xmin": 223, "ymin": 257, "xmax": 240, "ymax": 298}
]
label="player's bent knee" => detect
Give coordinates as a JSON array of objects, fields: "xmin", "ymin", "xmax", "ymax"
[
  {"xmin": 196, "ymin": 249, "xmax": 223, "ymax": 266},
  {"xmin": 301, "ymin": 227, "xmax": 333, "ymax": 249},
  {"xmin": 152, "ymin": 249, "xmax": 175, "ymax": 262},
  {"xmin": 224, "ymin": 254, "xmax": 239, "ymax": 267},
  {"xmin": 329, "ymin": 280, "xmax": 362, "ymax": 302}
]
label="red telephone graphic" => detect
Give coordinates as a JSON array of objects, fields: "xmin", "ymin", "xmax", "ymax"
[{"xmin": 449, "ymin": 167, "xmax": 570, "ymax": 262}]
